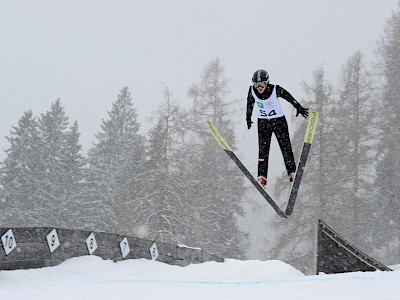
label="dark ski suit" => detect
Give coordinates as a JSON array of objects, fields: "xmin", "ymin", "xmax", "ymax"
[{"xmin": 246, "ymin": 84, "xmax": 304, "ymax": 180}]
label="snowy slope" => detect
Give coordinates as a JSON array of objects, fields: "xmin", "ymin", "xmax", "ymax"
[{"xmin": 1, "ymin": 256, "xmax": 399, "ymax": 300}]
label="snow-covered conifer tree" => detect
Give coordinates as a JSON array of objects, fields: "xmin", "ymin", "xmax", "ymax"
[{"xmin": 87, "ymin": 87, "xmax": 146, "ymax": 233}]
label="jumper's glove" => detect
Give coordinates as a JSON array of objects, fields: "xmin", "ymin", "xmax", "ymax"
[
  {"xmin": 246, "ymin": 119, "xmax": 253, "ymax": 130},
  {"xmin": 296, "ymin": 106, "xmax": 309, "ymax": 118}
]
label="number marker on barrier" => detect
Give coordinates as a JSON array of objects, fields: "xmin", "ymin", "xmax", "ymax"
[
  {"xmin": 1, "ymin": 229, "xmax": 17, "ymax": 255},
  {"xmin": 86, "ymin": 232, "xmax": 98, "ymax": 255},
  {"xmin": 119, "ymin": 237, "xmax": 130, "ymax": 259},
  {"xmin": 46, "ymin": 229, "xmax": 60, "ymax": 253},
  {"xmin": 150, "ymin": 242, "xmax": 159, "ymax": 260}
]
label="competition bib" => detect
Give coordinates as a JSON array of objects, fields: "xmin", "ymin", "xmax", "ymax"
[{"xmin": 251, "ymin": 86, "xmax": 284, "ymax": 119}]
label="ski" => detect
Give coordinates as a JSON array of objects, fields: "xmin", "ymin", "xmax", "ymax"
[
  {"xmin": 205, "ymin": 121, "xmax": 288, "ymax": 218},
  {"xmin": 285, "ymin": 111, "xmax": 319, "ymax": 216}
]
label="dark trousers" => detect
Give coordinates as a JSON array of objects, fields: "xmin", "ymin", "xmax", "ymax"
[{"xmin": 258, "ymin": 116, "xmax": 296, "ymax": 179}]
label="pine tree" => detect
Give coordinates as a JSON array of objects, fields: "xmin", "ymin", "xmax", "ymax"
[
  {"xmin": 302, "ymin": 67, "xmax": 334, "ymax": 215},
  {"xmin": 87, "ymin": 87, "xmax": 146, "ymax": 233},
  {"xmin": 267, "ymin": 66, "xmax": 334, "ymax": 274},
  {"xmin": 59, "ymin": 121, "xmax": 87, "ymax": 228},
  {"xmin": 372, "ymin": 4, "xmax": 400, "ymax": 262},
  {"xmin": 183, "ymin": 58, "xmax": 247, "ymax": 258},
  {"xmin": 0, "ymin": 101, "xmax": 87, "ymax": 228},
  {"xmin": 0, "ymin": 111, "xmax": 41, "ymax": 226},
  {"xmin": 334, "ymin": 51, "xmax": 379, "ymax": 245},
  {"xmin": 125, "ymin": 85, "xmax": 193, "ymax": 243},
  {"xmin": 35, "ymin": 99, "xmax": 71, "ymax": 226},
  {"xmin": 35, "ymin": 99, "xmax": 88, "ymax": 228}
]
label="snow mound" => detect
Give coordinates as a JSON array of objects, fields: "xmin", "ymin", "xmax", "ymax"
[{"xmin": 53, "ymin": 256, "xmax": 304, "ymax": 282}]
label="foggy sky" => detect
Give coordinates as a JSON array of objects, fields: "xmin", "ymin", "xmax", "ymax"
[{"xmin": 1, "ymin": 0, "xmax": 398, "ymax": 166}]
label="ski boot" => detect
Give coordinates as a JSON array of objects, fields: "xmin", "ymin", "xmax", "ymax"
[
  {"xmin": 257, "ymin": 176, "xmax": 267, "ymax": 188},
  {"xmin": 289, "ymin": 172, "xmax": 295, "ymax": 183}
]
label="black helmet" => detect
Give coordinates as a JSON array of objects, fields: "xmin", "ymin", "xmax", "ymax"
[{"xmin": 252, "ymin": 69, "xmax": 270, "ymax": 84}]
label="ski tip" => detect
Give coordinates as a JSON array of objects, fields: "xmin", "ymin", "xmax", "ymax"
[
  {"xmin": 304, "ymin": 111, "xmax": 319, "ymax": 144},
  {"xmin": 205, "ymin": 121, "xmax": 233, "ymax": 152}
]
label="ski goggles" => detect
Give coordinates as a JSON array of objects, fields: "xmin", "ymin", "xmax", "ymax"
[{"xmin": 253, "ymin": 81, "xmax": 267, "ymax": 88}]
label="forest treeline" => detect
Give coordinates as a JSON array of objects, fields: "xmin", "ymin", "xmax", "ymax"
[{"xmin": 0, "ymin": 59, "xmax": 247, "ymax": 259}]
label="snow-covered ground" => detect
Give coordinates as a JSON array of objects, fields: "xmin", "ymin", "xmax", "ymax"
[{"xmin": 1, "ymin": 256, "xmax": 399, "ymax": 300}]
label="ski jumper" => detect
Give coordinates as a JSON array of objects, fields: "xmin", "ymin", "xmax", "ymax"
[{"xmin": 246, "ymin": 84, "xmax": 302, "ymax": 180}]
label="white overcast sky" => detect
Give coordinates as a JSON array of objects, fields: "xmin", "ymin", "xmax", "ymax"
[{"xmin": 0, "ymin": 0, "xmax": 399, "ymax": 161}]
